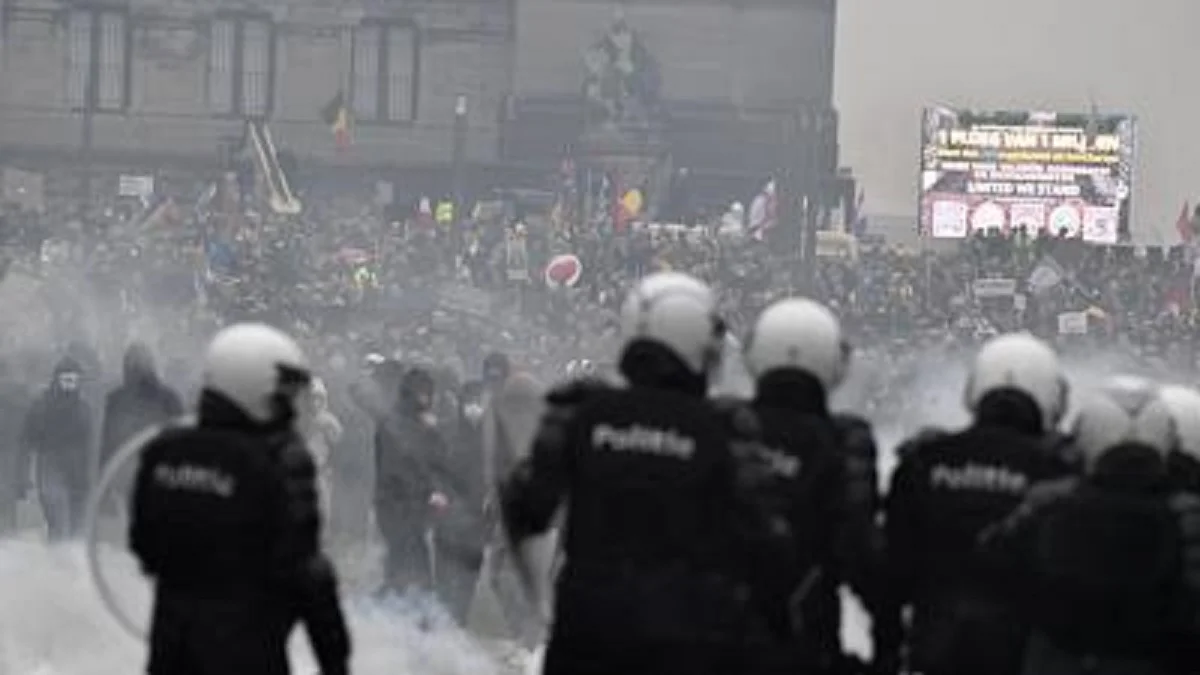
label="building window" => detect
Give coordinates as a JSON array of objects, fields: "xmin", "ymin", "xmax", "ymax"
[
  {"xmin": 65, "ymin": 12, "xmax": 92, "ymax": 109},
  {"xmin": 97, "ymin": 13, "xmax": 127, "ymax": 110},
  {"xmin": 352, "ymin": 23, "xmax": 417, "ymax": 123},
  {"xmin": 65, "ymin": 9, "xmax": 129, "ymax": 112},
  {"xmin": 207, "ymin": 20, "xmax": 234, "ymax": 114},
  {"xmin": 207, "ymin": 16, "xmax": 274, "ymax": 117},
  {"xmin": 241, "ymin": 20, "xmax": 270, "ymax": 116},
  {"xmin": 351, "ymin": 25, "xmax": 379, "ymax": 120}
]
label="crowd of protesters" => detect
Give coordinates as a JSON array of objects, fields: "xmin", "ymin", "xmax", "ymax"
[{"xmin": 0, "ymin": 166, "xmax": 1196, "ymax": 583}]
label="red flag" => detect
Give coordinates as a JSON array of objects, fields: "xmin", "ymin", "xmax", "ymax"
[
  {"xmin": 322, "ymin": 92, "xmax": 352, "ymax": 152},
  {"xmin": 1177, "ymin": 201, "xmax": 1192, "ymax": 243},
  {"xmin": 333, "ymin": 124, "xmax": 351, "ymax": 152}
]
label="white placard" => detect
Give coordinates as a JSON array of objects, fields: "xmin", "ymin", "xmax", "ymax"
[
  {"xmin": 119, "ymin": 174, "xmax": 154, "ymax": 198},
  {"xmin": 972, "ymin": 278, "xmax": 1017, "ymax": 298},
  {"xmin": 1057, "ymin": 311, "xmax": 1088, "ymax": 335}
]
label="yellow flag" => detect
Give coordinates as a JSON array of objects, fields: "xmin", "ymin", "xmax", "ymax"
[{"xmin": 621, "ymin": 189, "xmax": 643, "ymax": 217}]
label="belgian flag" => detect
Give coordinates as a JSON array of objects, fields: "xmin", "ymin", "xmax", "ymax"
[{"xmin": 321, "ymin": 91, "xmax": 352, "ymax": 151}]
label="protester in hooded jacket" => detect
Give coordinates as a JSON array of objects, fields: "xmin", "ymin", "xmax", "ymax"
[
  {"xmin": 350, "ymin": 357, "xmax": 405, "ymax": 423},
  {"xmin": 66, "ymin": 338, "xmax": 103, "ymax": 402},
  {"xmin": 97, "ymin": 343, "xmax": 183, "ymax": 486},
  {"xmin": 374, "ymin": 366, "xmax": 456, "ymax": 593},
  {"xmin": 877, "ymin": 333, "xmax": 1076, "ymax": 675},
  {"xmin": 983, "ymin": 377, "xmax": 1187, "ymax": 675},
  {"xmin": 419, "ymin": 379, "xmax": 488, "ymax": 624},
  {"xmin": 20, "ymin": 356, "xmax": 93, "ymax": 540}
]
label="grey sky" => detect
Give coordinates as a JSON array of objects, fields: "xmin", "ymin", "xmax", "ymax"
[{"xmin": 834, "ymin": 0, "xmax": 1196, "ymax": 243}]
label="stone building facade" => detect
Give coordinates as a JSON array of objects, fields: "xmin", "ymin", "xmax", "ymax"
[
  {"xmin": 0, "ymin": 0, "xmax": 513, "ymax": 170},
  {"xmin": 0, "ymin": 0, "xmax": 837, "ymax": 185}
]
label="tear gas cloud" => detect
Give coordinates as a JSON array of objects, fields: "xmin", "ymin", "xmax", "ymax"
[
  {"xmin": 0, "ymin": 256, "xmax": 210, "ymax": 400},
  {"xmin": 1, "ymin": 335, "xmax": 1172, "ymax": 674},
  {"xmin": 0, "ymin": 537, "xmax": 531, "ymax": 675}
]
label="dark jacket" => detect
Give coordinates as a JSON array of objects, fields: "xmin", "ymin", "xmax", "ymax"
[
  {"xmin": 98, "ymin": 345, "xmax": 184, "ymax": 480},
  {"xmin": 130, "ymin": 391, "xmax": 350, "ymax": 675},
  {"xmin": 985, "ymin": 445, "xmax": 1183, "ymax": 672},
  {"xmin": 1168, "ymin": 450, "xmax": 1200, "ymax": 495},
  {"xmin": 445, "ymin": 392, "xmax": 487, "ymax": 563},
  {"xmin": 351, "ymin": 359, "xmax": 405, "ymax": 422},
  {"xmin": 21, "ymin": 357, "xmax": 92, "ymax": 489},
  {"xmin": 1166, "ymin": 451, "xmax": 1200, "ymax": 674},
  {"xmin": 745, "ymin": 370, "xmax": 882, "ymax": 671},
  {"xmin": 373, "ymin": 377, "xmax": 455, "ymax": 543},
  {"xmin": 880, "ymin": 391, "xmax": 1075, "ymax": 675},
  {"xmin": 501, "ymin": 344, "xmax": 786, "ymax": 673}
]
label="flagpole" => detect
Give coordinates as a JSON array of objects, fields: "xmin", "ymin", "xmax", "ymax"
[{"xmin": 452, "ymin": 95, "xmax": 468, "ymax": 251}]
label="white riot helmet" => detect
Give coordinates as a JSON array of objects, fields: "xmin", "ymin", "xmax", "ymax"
[
  {"xmin": 202, "ymin": 323, "xmax": 312, "ymax": 425},
  {"xmin": 618, "ymin": 271, "xmax": 725, "ymax": 376},
  {"xmin": 1157, "ymin": 384, "xmax": 1200, "ymax": 461},
  {"xmin": 743, "ymin": 297, "xmax": 849, "ymax": 392},
  {"xmin": 964, "ymin": 332, "xmax": 1067, "ymax": 431},
  {"xmin": 1071, "ymin": 376, "xmax": 1177, "ymax": 464}
]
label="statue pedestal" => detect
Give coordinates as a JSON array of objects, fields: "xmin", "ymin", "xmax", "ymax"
[{"xmin": 580, "ymin": 123, "xmax": 670, "ymax": 220}]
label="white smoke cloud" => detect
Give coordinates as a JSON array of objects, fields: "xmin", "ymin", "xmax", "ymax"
[{"xmin": 0, "ymin": 536, "xmax": 532, "ymax": 675}]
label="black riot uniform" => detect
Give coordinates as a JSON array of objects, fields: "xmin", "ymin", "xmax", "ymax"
[
  {"xmin": 500, "ymin": 345, "xmax": 783, "ymax": 675},
  {"xmin": 1168, "ymin": 448, "xmax": 1200, "ymax": 495},
  {"xmin": 827, "ymin": 411, "xmax": 884, "ymax": 673},
  {"xmin": 1167, "ymin": 448, "xmax": 1200, "ymax": 673},
  {"xmin": 731, "ymin": 369, "xmax": 880, "ymax": 675},
  {"xmin": 129, "ymin": 391, "xmax": 351, "ymax": 675},
  {"xmin": 985, "ymin": 443, "xmax": 1187, "ymax": 675},
  {"xmin": 1042, "ymin": 429, "xmax": 1084, "ymax": 474},
  {"xmin": 877, "ymin": 390, "xmax": 1074, "ymax": 675}
]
